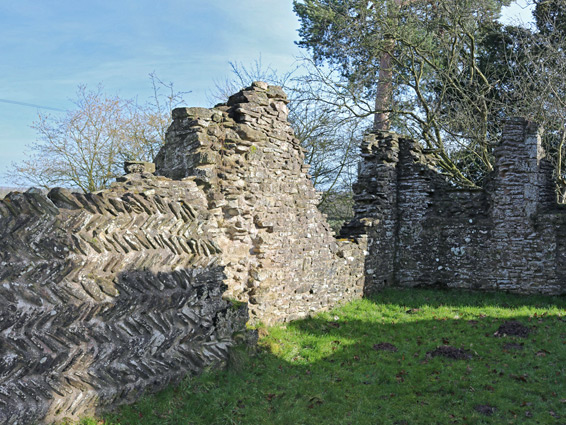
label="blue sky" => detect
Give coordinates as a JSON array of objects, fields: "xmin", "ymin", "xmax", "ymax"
[
  {"xmin": 0, "ymin": 0, "xmax": 532, "ymax": 187},
  {"xmin": 0, "ymin": 0, "xmax": 302, "ymax": 185}
]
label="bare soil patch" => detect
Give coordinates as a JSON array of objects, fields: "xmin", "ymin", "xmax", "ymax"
[
  {"xmin": 372, "ymin": 342, "xmax": 398, "ymax": 352},
  {"xmin": 474, "ymin": 404, "xmax": 497, "ymax": 416},
  {"xmin": 503, "ymin": 342, "xmax": 524, "ymax": 351},
  {"xmin": 426, "ymin": 346, "xmax": 473, "ymax": 360},
  {"xmin": 494, "ymin": 320, "xmax": 530, "ymax": 338}
]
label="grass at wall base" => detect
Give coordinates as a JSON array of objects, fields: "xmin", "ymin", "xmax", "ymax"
[{"xmin": 78, "ymin": 288, "xmax": 566, "ymax": 425}]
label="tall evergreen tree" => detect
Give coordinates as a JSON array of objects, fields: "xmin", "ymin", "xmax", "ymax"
[{"xmin": 294, "ymin": 0, "xmax": 513, "ymax": 186}]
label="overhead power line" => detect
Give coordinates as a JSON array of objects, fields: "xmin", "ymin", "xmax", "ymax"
[{"xmin": 0, "ymin": 98, "xmax": 66, "ymax": 112}]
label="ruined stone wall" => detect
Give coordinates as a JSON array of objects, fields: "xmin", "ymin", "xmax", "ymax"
[
  {"xmin": 0, "ymin": 83, "xmax": 365, "ymax": 424},
  {"xmin": 345, "ymin": 118, "xmax": 565, "ymax": 295},
  {"xmin": 155, "ymin": 81, "xmax": 365, "ymax": 324},
  {"xmin": 0, "ymin": 175, "xmax": 248, "ymax": 425}
]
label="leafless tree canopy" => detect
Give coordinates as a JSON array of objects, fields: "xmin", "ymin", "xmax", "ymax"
[{"xmin": 8, "ymin": 74, "xmax": 186, "ymax": 192}]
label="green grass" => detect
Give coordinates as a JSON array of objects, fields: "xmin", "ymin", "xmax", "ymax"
[{"xmin": 84, "ymin": 288, "xmax": 566, "ymax": 425}]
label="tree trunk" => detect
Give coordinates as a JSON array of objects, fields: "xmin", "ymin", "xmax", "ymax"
[
  {"xmin": 374, "ymin": 43, "xmax": 394, "ymax": 131},
  {"xmin": 373, "ymin": 0, "xmax": 414, "ymax": 131}
]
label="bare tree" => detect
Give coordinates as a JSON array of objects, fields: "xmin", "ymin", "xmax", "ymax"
[
  {"xmin": 500, "ymin": 2, "xmax": 566, "ymax": 201},
  {"xmin": 8, "ymin": 75, "xmax": 187, "ymax": 192},
  {"xmin": 121, "ymin": 73, "xmax": 188, "ymax": 162},
  {"xmin": 212, "ymin": 59, "xmax": 363, "ymax": 231},
  {"xmin": 288, "ymin": 76, "xmax": 362, "ymax": 195},
  {"xmin": 209, "ymin": 57, "xmax": 286, "ymax": 104},
  {"xmin": 294, "ymin": 0, "xmax": 513, "ymax": 187}
]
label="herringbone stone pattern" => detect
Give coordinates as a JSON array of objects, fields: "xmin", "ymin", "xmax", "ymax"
[
  {"xmin": 0, "ymin": 176, "xmax": 248, "ymax": 424},
  {"xmin": 0, "ymin": 83, "xmax": 365, "ymax": 424}
]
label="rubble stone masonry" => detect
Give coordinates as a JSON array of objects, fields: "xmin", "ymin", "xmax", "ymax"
[
  {"xmin": 0, "ymin": 83, "xmax": 366, "ymax": 424},
  {"xmin": 5, "ymin": 83, "xmax": 559, "ymax": 425},
  {"xmin": 343, "ymin": 118, "xmax": 565, "ymax": 295}
]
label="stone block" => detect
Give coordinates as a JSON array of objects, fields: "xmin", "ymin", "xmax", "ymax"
[{"xmin": 124, "ymin": 161, "xmax": 156, "ymax": 174}]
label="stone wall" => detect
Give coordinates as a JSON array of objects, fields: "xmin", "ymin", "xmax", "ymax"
[
  {"xmin": 344, "ymin": 118, "xmax": 565, "ymax": 295},
  {"xmin": 155, "ymin": 81, "xmax": 366, "ymax": 324},
  {"xmin": 0, "ymin": 176, "xmax": 248, "ymax": 425},
  {"xmin": 5, "ymin": 82, "xmax": 563, "ymax": 424},
  {"xmin": 0, "ymin": 83, "xmax": 365, "ymax": 424}
]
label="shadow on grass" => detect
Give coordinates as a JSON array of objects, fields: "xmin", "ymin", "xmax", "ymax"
[{"xmin": 101, "ymin": 289, "xmax": 566, "ymax": 425}]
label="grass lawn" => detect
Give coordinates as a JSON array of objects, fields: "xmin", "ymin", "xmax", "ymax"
[{"xmin": 82, "ymin": 288, "xmax": 565, "ymax": 425}]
